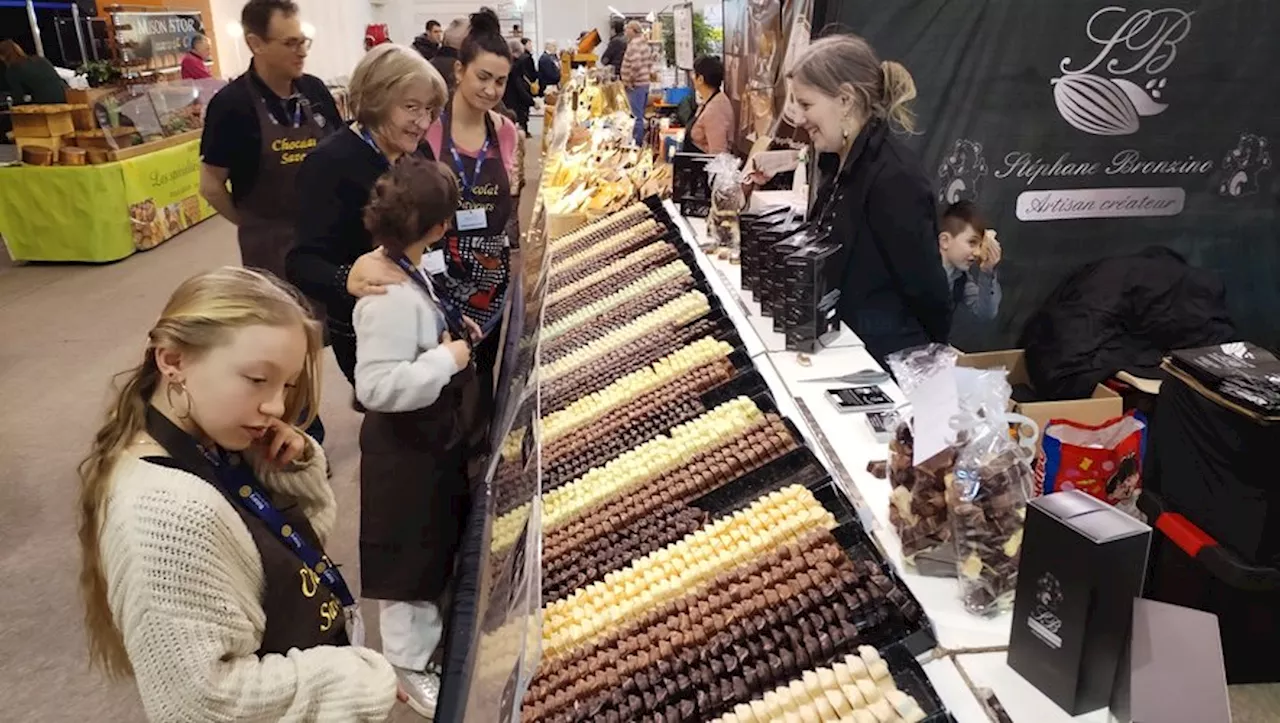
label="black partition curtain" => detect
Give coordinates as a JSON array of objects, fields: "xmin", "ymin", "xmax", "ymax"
[{"xmin": 810, "ymin": 0, "xmax": 1278, "ymax": 351}]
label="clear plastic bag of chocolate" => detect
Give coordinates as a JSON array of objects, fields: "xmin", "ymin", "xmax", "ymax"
[
  {"xmin": 885, "ymin": 345, "xmax": 961, "ymax": 574},
  {"xmin": 705, "ymin": 154, "xmax": 746, "ymax": 260},
  {"xmin": 947, "ymin": 369, "xmax": 1039, "ymax": 616}
]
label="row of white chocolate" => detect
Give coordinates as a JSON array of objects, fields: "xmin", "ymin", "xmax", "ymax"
[
  {"xmin": 714, "ymin": 647, "xmax": 926, "ymax": 723},
  {"xmin": 543, "ymin": 485, "xmax": 838, "ymax": 657},
  {"xmin": 546, "ymin": 242, "xmax": 672, "ymax": 305},
  {"xmin": 549, "ymin": 219, "xmax": 661, "ymax": 279},
  {"xmin": 493, "ymin": 395, "xmax": 763, "ymax": 552},
  {"xmin": 547, "ymin": 202, "xmax": 648, "ymax": 252},
  {"xmin": 541, "ymin": 290, "xmax": 711, "ymax": 381},
  {"xmin": 540, "ymin": 260, "xmax": 692, "ymax": 342}
]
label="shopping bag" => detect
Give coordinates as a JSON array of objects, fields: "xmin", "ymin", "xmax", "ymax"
[{"xmin": 1042, "ymin": 412, "xmax": 1147, "ymax": 516}]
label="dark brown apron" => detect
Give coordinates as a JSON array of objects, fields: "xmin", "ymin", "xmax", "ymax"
[
  {"xmin": 236, "ymin": 86, "xmax": 332, "ymax": 280},
  {"xmin": 142, "ymin": 408, "xmax": 348, "ymax": 654},
  {"xmin": 359, "ymin": 274, "xmax": 486, "ymax": 603},
  {"xmin": 681, "ymin": 90, "xmax": 719, "ymax": 155}
]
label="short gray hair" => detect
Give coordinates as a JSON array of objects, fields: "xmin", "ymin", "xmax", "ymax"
[
  {"xmin": 350, "ymin": 44, "xmax": 447, "ymax": 129},
  {"xmin": 443, "ymin": 18, "xmax": 469, "ymax": 49},
  {"xmin": 508, "ymin": 38, "xmax": 524, "ymax": 56}
]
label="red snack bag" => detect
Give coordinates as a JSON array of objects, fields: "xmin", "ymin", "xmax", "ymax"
[{"xmin": 1041, "ymin": 412, "xmax": 1147, "ymax": 517}]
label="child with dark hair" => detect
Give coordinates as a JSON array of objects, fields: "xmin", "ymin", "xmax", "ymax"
[
  {"xmin": 939, "ymin": 200, "xmax": 1003, "ymax": 321},
  {"xmin": 353, "ymin": 158, "xmax": 483, "ymax": 718}
]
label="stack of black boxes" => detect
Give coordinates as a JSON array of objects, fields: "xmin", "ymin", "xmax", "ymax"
[{"xmin": 738, "ymin": 208, "xmax": 845, "ymax": 353}]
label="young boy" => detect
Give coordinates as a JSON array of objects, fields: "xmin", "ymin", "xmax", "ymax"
[{"xmin": 938, "ymin": 200, "xmax": 1003, "ymax": 321}]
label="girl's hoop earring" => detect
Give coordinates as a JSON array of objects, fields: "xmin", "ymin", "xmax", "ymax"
[{"xmin": 166, "ymin": 380, "xmax": 192, "ymax": 421}]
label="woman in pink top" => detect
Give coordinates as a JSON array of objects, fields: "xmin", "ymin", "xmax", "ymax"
[
  {"xmin": 424, "ymin": 8, "xmax": 520, "ymax": 401},
  {"xmin": 684, "ymin": 55, "xmax": 735, "ymax": 155}
]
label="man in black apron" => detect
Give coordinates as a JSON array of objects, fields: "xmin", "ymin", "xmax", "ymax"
[
  {"xmin": 199, "ymin": 0, "xmax": 340, "ymax": 443},
  {"xmin": 436, "ymin": 101, "xmax": 515, "ymax": 406}
]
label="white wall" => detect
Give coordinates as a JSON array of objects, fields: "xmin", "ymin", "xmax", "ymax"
[{"xmin": 207, "ymin": 0, "xmax": 373, "ymax": 82}]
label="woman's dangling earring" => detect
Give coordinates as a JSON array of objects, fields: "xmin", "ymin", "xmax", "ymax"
[{"xmin": 166, "ymin": 378, "xmax": 192, "ymax": 421}]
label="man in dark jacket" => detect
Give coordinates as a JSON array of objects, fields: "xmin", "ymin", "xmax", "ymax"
[
  {"xmin": 505, "ymin": 39, "xmax": 535, "ymax": 135},
  {"xmin": 412, "ymin": 19, "xmax": 442, "ymax": 60},
  {"xmin": 600, "ymin": 18, "xmax": 628, "ymax": 74},
  {"xmin": 431, "ymin": 17, "xmax": 468, "ymax": 92},
  {"xmin": 537, "ymin": 41, "xmax": 562, "ymax": 95}
]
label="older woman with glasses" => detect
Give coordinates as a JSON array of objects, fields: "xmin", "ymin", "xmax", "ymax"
[{"xmin": 286, "ymin": 43, "xmax": 448, "ymax": 392}]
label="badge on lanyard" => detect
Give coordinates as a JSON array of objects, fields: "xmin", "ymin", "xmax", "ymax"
[
  {"xmin": 456, "ymin": 207, "xmax": 488, "ymax": 231},
  {"xmin": 424, "ymin": 248, "xmax": 448, "ymax": 275}
]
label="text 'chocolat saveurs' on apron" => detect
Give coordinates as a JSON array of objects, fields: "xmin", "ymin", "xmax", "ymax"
[
  {"xmin": 437, "ymin": 102, "xmax": 513, "ymax": 336},
  {"xmin": 236, "ymin": 81, "xmax": 333, "ymax": 279},
  {"xmin": 141, "ymin": 407, "xmax": 355, "ymax": 654}
]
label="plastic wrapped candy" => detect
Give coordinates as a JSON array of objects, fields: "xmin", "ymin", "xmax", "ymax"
[
  {"xmin": 947, "ymin": 369, "xmax": 1038, "ymax": 616},
  {"xmin": 885, "ymin": 345, "xmax": 960, "ymax": 572},
  {"xmin": 705, "ymin": 154, "xmax": 746, "ymax": 257}
]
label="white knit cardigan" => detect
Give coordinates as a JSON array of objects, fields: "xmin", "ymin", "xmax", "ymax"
[{"xmin": 100, "ymin": 440, "xmax": 397, "ymax": 722}]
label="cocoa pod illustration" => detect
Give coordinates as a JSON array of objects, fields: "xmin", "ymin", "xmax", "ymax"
[{"xmin": 1051, "ymin": 73, "xmax": 1140, "ymax": 136}]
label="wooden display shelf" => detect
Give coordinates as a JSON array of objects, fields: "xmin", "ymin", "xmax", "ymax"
[{"xmin": 108, "ymin": 128, "xmax": 201, "ymax": 161}]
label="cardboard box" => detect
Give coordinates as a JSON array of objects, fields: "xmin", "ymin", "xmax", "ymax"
[
  {"xmin": 957, "ymin": 349, "xmax": 1122, "ymax": 431},
  {"xmin": 1008, "ymin": 490, "xmax": 1151, "ymax": 715}
]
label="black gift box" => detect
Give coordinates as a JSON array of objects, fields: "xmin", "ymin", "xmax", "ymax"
[
  {"xmin": 1008, "ymin": 491, "xmax": 1151, "ymax": 716},
  {"xmin": 739, "ymin": 206, "xmax": 793, "ymax": 293},
  {"xmin": 781, "ymin": 240, "xmax": 843, "ymax": 347},
  {"xmin": 673, "ymin": 153, "xmax": 714, "ymax": 218},
  {"xmin": 744, "ymin": 219, "xmax": 806, "ymax": 301},
  {"xmin": 761, "ymin": 228, "xmax": 821, "ymax": 320}
]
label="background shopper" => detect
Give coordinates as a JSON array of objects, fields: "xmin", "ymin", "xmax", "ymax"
[
  {"xmin": 77, "ymin": 267, "xmax": 398, "ymax": 721},
  {"xmin": 181, "ymin": 35, "xmax": 214, "ymax": 80},
  {"xmin": 354, "ymin": 159, "xmax": 482, "ymax": 720},
  {"xmin": 620, "ymin": 21, "xmax": 654, "ymax": 145},
  {"xmin": 505, "ymin": 38, "xmax": 535, "ymax": 134},
  {"xmin": 0, "ymin": 39, "xmax": 67, "ymax": 103},
  {"xmin": 287, "ymin": 44, "xmax": 447, "ymax": 388},
  {"xmin": 777, "ymin": 33, "xmax": 951, "ymax": 365},
  {"xmin": 600, "ymin": 17, "xmax": 627, "ymax": 72},
  {"xmin": 538, "ymin": 41, "xmax": 562, "ymax": 95},
  {"xmin": 424, "ymin": 7, "xmax": 521, "ymax": 399},
  {"xmin": 413, "ymin": 19, "xmax": 443, "ymax": 60},
  {"xmin": 432, "ymin": 17, "xmax": 470, "ymax": 94},
  {"xmin": 683, "ymin": 55, "xmax": 734, "ymax": 155}
]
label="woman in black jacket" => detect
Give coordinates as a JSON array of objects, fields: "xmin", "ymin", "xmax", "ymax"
[
  {"xmin": 775, "ymin": 34, "xmax": 951, "ymax": 364},
  {"xmin": 286, "ymin": 44, "xmax": 448, "ymax": 388}
]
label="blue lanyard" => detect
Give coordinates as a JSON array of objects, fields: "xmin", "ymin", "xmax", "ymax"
[
  {"xmin": 357, "ymin": 125, "xmax": 391, "ymax": 170},
  {"xmin": 203, "ymin": 447, "xmax": 356, "ymax": 608},
  {"xmin": 391, "ymin": 254, "xmax": 472, "ymax": 344},
  {"xmin": 442, "ymin": 113, "xmax": 492, "ymax": 201}
]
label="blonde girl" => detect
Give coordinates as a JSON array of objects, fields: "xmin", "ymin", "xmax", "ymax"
[{"xmin": 78, "ymin": 267, "xmax": 399, "ymax": 721}]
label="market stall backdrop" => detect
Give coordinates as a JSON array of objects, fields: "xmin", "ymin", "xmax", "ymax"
[{"xmin": 818, "ymin": 0, "xmax": 1278, "ymax": 352}]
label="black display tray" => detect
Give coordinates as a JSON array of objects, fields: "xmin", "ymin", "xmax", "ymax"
[
  {"xmin": 689, "ymin": 442, "xmax": 832, "ymax": 519},
  {"xmin": 831, "ymin": 522, "xmax": 939, "ymax": 657},
  {"xmin": 882, "ymin": 645, "xmax": 956, "ymax": 723}
]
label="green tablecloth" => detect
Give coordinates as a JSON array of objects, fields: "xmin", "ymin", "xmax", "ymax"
[{"xmin": 0, "ymin": 139, "xmax": 216, "ymax": 262}]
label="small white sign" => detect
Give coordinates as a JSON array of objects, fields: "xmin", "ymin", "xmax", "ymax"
[{"xmin": 1015, "ymin": 187, "xmax": 1186, "ymax": 221}]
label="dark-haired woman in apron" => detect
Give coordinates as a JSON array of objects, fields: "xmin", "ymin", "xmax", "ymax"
[{"xmin": 425, "ymin": 95, "xmax": 521, "ymax": 407}]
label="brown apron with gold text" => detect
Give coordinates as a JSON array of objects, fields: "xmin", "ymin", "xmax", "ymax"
[{"xmin": 236, "ymin": 89, "xmax": 332, "ymax": 280}]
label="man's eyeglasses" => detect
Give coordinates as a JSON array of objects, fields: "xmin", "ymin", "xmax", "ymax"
[{"xmin": 271, "ymin": 35, "xmax": 313, "ymax": 53}]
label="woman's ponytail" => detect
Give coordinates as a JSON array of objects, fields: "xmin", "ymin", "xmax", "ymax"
[{"xmin": 880, "ymin": 60, "xmax": 918, "ymax": 134}]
